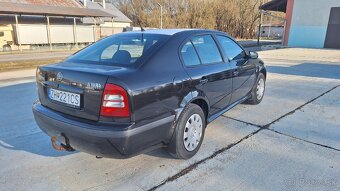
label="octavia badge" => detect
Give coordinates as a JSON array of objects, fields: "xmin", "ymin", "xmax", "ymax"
[{"xmin": 56, "ymin": 72, "xmax": 63, "ymax": 81}]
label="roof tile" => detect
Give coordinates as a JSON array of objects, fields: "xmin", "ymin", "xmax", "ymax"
[{"xmin": 0, "ymin": 0, "xmax": 81, "ymax": 7}]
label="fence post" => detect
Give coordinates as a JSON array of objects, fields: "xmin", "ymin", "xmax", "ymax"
[
  {"xmin": 73, "ymin": 17, "xmax": 78, "ymax": 49},
  {"xmin": 46, "ymin": 16, "xmax": 52, "ymax": 50},
  {"xmin": 15, "ymin": 15, "xmax": 22, "ymax": 51},
  {"xmin": 282, "ymin": 20, "xmax": 287, "ymax": 46},
  {"xmin": 268, "ymin": 16, "xmax": 273, "ymax": 38},
  {"xmin": 112, "ymin": 17, "xmax": 114, "ymax": 35},
  {"xmin": 93, "ymin": 18, "xmax": 97, "ymax": 42}
]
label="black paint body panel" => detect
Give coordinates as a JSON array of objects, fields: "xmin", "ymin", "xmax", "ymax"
[{"xmin": 33, "ymin": 29, "xmax": 266, "ymax": 158}]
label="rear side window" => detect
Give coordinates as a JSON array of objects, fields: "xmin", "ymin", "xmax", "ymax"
[
  {"xmin": 101, "ymin": 45, "xmax": 119, "ymax": 59},
  {"xmin": 67, "ymin": 34, "xmax": 169, "ymax": 66},
  {"xmin": 181, "ymin": 41, "xmax": 201, "ymax": 66},
  {"xmin": 191, "ymin": 35, "xmax": 222, "ymax": 65},
  {"xmin": 0, "ymin": 32, "xmax": 4, "ymax": 37},
  {"xmin": 216, "ymin": 35, "xmax": 245, "ymax": 60}
]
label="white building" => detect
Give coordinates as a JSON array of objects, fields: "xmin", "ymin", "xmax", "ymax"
[{"xmin": 261, "ymin": 0, "xmax": 340, "ymax": 49}]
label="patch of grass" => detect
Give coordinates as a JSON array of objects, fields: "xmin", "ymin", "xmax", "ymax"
[{"xmin": 0, "ymin": 59, "xmax": 63, "ymax": 72}]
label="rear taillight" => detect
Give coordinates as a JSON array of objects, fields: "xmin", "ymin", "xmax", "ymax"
[
  {"xmin": 36, "ymin": 67, "xmax": 45, "ymax": 82},
  {"xmin": 100, "ymin": 83, "xmax": 130, "ymax": 117}
]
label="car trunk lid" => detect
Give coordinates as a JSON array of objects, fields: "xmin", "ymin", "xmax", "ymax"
[{"xmin": 37, "ymin": 62, "xmax": 126, "ymax": 121}]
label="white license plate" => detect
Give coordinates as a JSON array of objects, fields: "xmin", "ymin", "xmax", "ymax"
[{"xmin": 48, "ymin": 88, "xmax": 81, "ymax": 107}]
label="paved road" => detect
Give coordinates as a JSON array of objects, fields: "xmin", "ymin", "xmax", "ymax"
[
  {"xmin": 0, "ymin": 51, "xmax": 73, "ymax": 62},
  {"xmin": 0, "ymin": 48, "xmax": 339, "ymax": 191}
]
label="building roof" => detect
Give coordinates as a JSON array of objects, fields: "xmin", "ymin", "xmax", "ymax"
[
  {"xmin": 104, "ymin": 3, "xmax": 132, "ymax": 23},
  {"xmin": 0, "ymin": 2, "xmax": 114, "ymax": 17},
  {"xmin": 80, "ymin": 0, "xmax": 132, "ymax": 23},
  {"xmin": 0, "ymin": 0, "xmax": 81, "ymax": 8},
  {"xmin": 260, "ymin": 0, "xmax": 288, "ymax": 12}
]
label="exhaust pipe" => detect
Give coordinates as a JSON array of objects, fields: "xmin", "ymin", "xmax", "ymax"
[
  {"xmin": 51, "ymin": 137, "xmax": 65, "ymax": 151},
  {"xmin": 51, "ymin": 134, "xmax": 75, "ymax": 152}
]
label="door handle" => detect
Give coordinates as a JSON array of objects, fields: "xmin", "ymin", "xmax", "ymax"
[{"xmin": 200, "ymin": 77, "xmax": 208, "ymax": 85}]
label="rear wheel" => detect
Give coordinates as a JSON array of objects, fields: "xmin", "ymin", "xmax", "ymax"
[
  {"xmin": 246, "ymin": 73, "xmax": 266, "ymax": 105},
  {"xmin": 167, "ymin": 104, "xmax": 206, "ymax": 159}
]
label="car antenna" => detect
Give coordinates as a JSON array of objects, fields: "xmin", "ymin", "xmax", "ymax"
[
  {"xmin": 140, "ymin": 25, "xmax": 145, "ymax": 32},
  {"xmin": 137, "ymin": 19, "xmax": 145, "ymax": 32}
]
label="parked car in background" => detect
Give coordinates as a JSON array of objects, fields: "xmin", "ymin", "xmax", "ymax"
[{"xmin": 33, "ymin": 29, "xmax": 266, "ymax": 159}]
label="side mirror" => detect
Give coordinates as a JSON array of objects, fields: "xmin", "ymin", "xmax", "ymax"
[{"xmin": 249, "ymin": 51, "xmax": 258, "ymax": 59}]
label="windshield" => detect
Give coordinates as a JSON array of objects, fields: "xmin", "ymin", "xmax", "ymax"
[{"xmin": 67, "ymin": 33, "xmax": 170, "ymax": 66}]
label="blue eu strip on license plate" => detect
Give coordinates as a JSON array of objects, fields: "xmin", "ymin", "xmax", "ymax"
[{"xmin": 49, "ymin": 88, "xmax": 81, "ymax": 107}]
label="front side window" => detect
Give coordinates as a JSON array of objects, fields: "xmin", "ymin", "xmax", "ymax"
[
  {"xmin": 216, "ymin": 35, "xmax": 245, "ymax": 61},
  {"xmin": 191, "ymin": 35, "xmax": 223, "ymax": 65},
  {"xmin": 181, "ymin": 41, "xmax": 201, "ymax": 66},
  {"xmin": 67, "ymin": 33, "xmax": 169, "ymax": 66}
]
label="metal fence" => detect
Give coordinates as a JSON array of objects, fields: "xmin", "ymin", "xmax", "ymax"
[
  {"xmin": 257, "ymin": 10, "xmax": 286, "ymax": 45},
  {"xmin": 0, "ymin": 24, "xmax": 125, "ymax": 53}
]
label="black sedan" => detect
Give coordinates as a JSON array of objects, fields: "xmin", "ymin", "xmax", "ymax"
[{"xmin": 33, "ymin": 29, "xmax": 266, "ymax": 159}]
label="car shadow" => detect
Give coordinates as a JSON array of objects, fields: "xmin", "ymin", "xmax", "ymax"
[
  {"xmin": 266, "ymin": 63, "xmax": 340, "ymax": 79},
  {"xmin": 145, "ymin": 148, "xmax": 175, "ymax": 159},
  {"xmin": 0, "ymin": 82, "xmax": 76, "ymax": 157}
]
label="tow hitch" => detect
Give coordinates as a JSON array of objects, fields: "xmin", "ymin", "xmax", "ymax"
[{"xmin": 51, "ymin": 134, "xmax": 75, "ymax": 152}]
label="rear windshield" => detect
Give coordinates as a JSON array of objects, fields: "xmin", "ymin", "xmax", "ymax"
[{"xmin": 67, "ymin": 33, "xmax": 169, "ymax": 66}]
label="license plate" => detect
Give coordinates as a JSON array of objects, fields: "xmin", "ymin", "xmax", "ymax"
[{"xmin": 48, "ymin": 88, "xmax": 81, "ymax": 107}]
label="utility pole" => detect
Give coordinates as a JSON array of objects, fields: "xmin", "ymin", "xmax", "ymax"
[
  {"xmin": 257, "ymin": 0, "xmax": 265, "ymax": 45},
  {"xmin": 156, "ymin": 3, "xmax": 163, "ymax": 29},
  {"xmin": 257, "ymin": 9, "xmax": 264, "ymax": 45},
  {"xmin": 102, "ymin": 0, "xmax": 106, "ymax": 9}
]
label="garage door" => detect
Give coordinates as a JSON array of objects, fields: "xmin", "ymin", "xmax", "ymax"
[{"xmin": 324, "ymin": 7, "xmax": 340, "ymax": 49}]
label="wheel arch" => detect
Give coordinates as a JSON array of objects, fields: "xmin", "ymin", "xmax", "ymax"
[
  {"xmin": 190, "ymin": 98, "xmax": 209, "ymax": 122},
  {"xmin": 178, "ymin": 91, "xmax": 210, "ymax": 123},
  {"xmin": 259, "ymin": 63, "xmax": 267, "ymax": 79}
]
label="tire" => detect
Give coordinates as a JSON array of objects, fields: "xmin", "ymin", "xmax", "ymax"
[
  {"xmin": 2, "ymin": 45, "xmax": 12, "ymax": 52},
  {"xmin": 246, "ymin": 73, "xmax": 266, "ymax": 105},
  {"xmin": 167, "ymin": 103, "xmax": 206, "ymax": 159}
]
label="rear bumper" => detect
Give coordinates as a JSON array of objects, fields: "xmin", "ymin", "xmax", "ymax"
[{"xmin": 32, "ymin": 101, "xmax": 175, "ymax": 158}]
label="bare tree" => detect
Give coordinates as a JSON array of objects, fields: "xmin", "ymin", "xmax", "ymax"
[{"xmin": 114, "ymin": 0, "xmax": 283, "ymax": 39}]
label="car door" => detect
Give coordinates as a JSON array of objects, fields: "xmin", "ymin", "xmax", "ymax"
[
  {"xmin": 181, "ymin": 34, "xmax": 234, "ymax": 116},
  {"xmin": 215, "ymin": 35, "xmax": 257, "ymax": 104}
]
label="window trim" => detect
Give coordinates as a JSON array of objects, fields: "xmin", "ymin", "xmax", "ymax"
[
  {"xmin": 214, "ymin": 34, "xmax": 247, "ymax": 62},
  {"xmin": 179, "ymin": 33, "xmax": 226, "ymax": 68},
  {"xmin": 180, "ymin": 40, "xmax": 202, "ymax": 67}
]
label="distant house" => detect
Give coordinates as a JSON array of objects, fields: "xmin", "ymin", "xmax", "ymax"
[
  {"xmin": 261, "ymin": 0, "xmax": 340, "ymax": 49},
  {"xmin": 80, "ymin": 0, "xmax": 132, "ymax": 37},
  {"xmin": 81, "ymin": 0, "xmax": 132, "ymax": 27},
  {"xmin": 0, "ymin": 0, "xmax": 131, "ymax": 29},
  {"xmin": 0, "ymin": 0, "xmax": 132, "ymax": 51}
]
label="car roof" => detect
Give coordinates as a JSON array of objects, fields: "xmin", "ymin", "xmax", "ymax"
[{"xmin": 124, "ymin": 29, "xmax": 221, "ymax": 36}]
